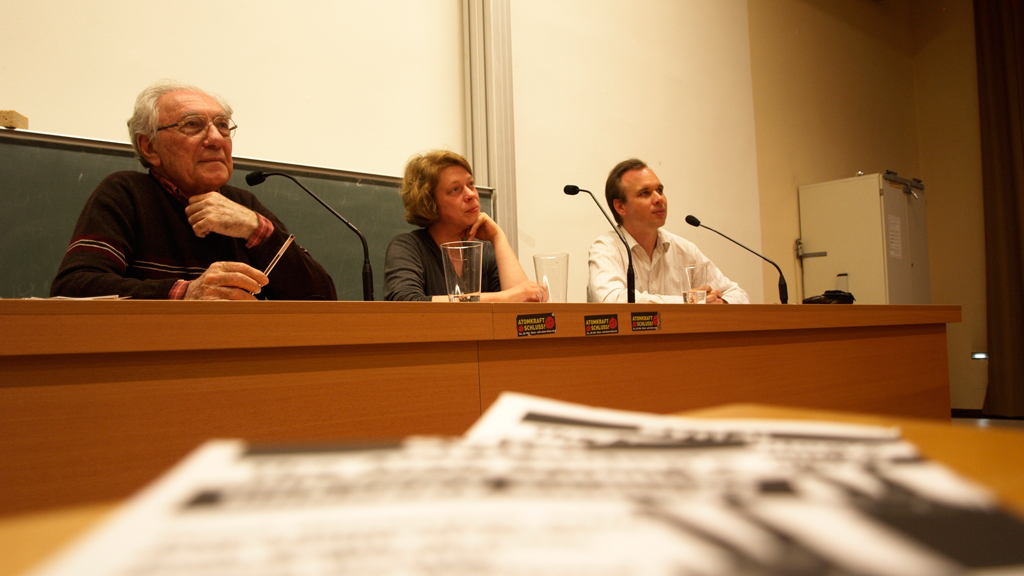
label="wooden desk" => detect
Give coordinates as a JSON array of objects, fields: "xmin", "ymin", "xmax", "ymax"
[
  {"xmin": 483, "ymin": 303, "xmax": 957, "ymax": 418},
  {"xmin": 2, "ymin": 403, "xmax": 1019, "ymax": 576},
  {"xmin": 1, "ymin": 301, "xmax": 959, "ymax": 515}
]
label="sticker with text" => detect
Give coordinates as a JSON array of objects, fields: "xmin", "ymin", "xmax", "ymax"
[
  {"xmin": 517, "ymin": 313, "xmax": 556, "ymax": 337},
  {"xmin": 631, "ymin": 311, "xmax": 660, "ymax": 332},
  {"xmin": 584, "ymin": 314, "xmax": 618, "ymax": 335}
]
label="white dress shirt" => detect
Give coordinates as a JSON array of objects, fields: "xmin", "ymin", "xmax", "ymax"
[{"xmin": 587, "ymin": 227, "xmax": 749, "ymax": 304}]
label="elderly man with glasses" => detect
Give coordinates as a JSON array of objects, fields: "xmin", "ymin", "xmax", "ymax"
[{"xmin": 51, "ymin": 80, "xmax": 336, "ymax": 300}]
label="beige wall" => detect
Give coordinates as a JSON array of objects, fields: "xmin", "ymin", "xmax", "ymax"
[
  {"xmin": 748, "ymin": 0, "xmax": 986, "ymax": 408},
  {"xmin": 510, "ymin": 0, "xmax": 764, "ymax": 303},
  {"xmin": 911, "ymin": 0, "xmax": 987, "ymax": 408},
  {"xmin": 0, "ymin": 1, "xmax": 465, "ymax": 176}
]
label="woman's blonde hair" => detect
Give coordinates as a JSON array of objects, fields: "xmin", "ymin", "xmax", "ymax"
[{"xmin": 400, "ymin": 150, "xmax": 473, "ymax": 227}]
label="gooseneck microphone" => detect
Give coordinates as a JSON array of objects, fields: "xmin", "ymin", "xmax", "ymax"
[
  {"xmin": 246, "ymin": 171, "xmax": 374, "ymax": 301},
  {"xmin": 564, "ymin": 185, "xmax": 635, "ymax": 303},
  {"xmin": 685, "ymin": 215, "xmax": 788, "ymax": 304}
]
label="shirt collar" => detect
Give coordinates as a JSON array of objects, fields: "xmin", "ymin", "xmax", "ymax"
[
  {"xmin": 618, "ymin": 225, "xmax": 639, "ymax": 249},
  {"xmin": 150, "ymin": 170, "xmax": 191, "ymax": 204},
  {"xmin": 656, "ymin": 228, "xmax": 670, "ymax": 251},
  {"xmin": 618, "ymin": 225, "xmax": 669, "ymax": 253}
]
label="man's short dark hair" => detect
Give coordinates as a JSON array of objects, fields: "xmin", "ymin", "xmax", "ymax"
[{"xmin": 605, "ymin": 158, "xmax": 648, "ymax": 225}]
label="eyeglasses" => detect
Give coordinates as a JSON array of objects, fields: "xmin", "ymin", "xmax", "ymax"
[{"xmin": 156, "ymin": 115, "xmax": 237, "ymax": 138}]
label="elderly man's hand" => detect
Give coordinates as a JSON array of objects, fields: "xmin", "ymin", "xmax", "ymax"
[
  {"xmin": 186, "ymin": 192, "xmax": 260, "ymax": 240},
  {"xmin": 184, "ymin": 262, "xmax": 269, "ymax": 300}
]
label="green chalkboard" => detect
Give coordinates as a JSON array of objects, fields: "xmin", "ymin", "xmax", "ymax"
[{"xmin": 0, "ymin": 131, "xmax": 491, "ymax": 301}]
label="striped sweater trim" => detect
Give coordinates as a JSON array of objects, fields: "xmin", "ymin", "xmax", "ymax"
[
  {"xmin": 66, "ymin": 238, "xmax": 127, "ymax": 268},
  {"xmin": 134, "ymin": 260, "xmax": 208, "ymax": 277}
]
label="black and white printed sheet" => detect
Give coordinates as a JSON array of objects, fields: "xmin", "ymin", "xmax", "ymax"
[{"xmin": 29, "ymin": 393, "xmax": 1024, "ymax": 576}]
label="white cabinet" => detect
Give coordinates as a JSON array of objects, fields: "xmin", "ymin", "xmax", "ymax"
[{"xmin": 798, "ymin": 172, "xmax": 930, "ymax": 304}]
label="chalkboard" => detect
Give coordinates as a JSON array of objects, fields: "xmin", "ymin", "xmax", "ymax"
[{"xmin": 0, "ymin": 131, "xmax": 492, "ymax": 300}]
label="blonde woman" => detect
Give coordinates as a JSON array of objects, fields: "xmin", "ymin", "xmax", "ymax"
[{"xmin": 384, "ymin": 150, "xmax": 544, "ymax": 302}]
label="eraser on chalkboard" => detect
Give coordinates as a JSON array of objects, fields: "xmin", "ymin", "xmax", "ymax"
[{"xmin": 1, "ymin": 110, "xmax": 28, "ymax": 130}]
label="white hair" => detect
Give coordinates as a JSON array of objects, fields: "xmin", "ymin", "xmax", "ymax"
[{"xmin": 126, "ymin": 80, "xmax": 233, "ymax": 168}]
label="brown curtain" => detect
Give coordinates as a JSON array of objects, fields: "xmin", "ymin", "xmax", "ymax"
[{"xmin": 976, "ymin": 0, "xmax": 1024, "ymax": 416}]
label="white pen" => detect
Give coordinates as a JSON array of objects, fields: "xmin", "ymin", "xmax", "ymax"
[{"xmin": 263, "ymin": 234, "xmax": 295, "ymax": 277}]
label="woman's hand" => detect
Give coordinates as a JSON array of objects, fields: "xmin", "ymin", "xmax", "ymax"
[
  {"xmin": 463, "ymin": 213, "xmax": 503, "ymax": 243},
  {"xmin": 501, "ymin": 280, "xmax": 548, "ymax": 303},
  {"xmin": 462, "ymin": 213, "xmax": 537, "ymax": 301}
]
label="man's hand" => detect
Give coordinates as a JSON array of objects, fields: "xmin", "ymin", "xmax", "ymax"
[
  {"xmin": 464, "ymin": 213, "xmax": 503, "ymax": 243},
  {"xmin": 184, "ymin": 262, "xmax": 269, "ymax": 300},
  {"xmin": 185, "ymin": 192, "xmax": 259, "ymax": 239},
  {"xmin": 703, "ymin": 286, "xmax": 726, "ymax": 304}
]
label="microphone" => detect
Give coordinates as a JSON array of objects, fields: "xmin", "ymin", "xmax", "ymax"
[
  {"xmin": 685, "ymin": 215, "xmax": 788, "ymax": 304},
  {"xmin": 564, "ymin": 185, "xmax": 635, "ymax": 303},
  {"xmin": 246, "ymin": 171, "xmax": 374, "ymax": 301}
]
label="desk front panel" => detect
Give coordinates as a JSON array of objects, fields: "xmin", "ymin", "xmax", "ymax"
[
  {"xmin": 0, "ymin": 340, "xmax": 480, "ymax": 515},
  {"xmin": 479, "ymin": 322, "xmax": 951, "ymax": 419}
]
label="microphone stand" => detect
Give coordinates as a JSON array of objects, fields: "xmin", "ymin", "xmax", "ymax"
[
  {"xmin": 685, "ymin": 215, "xmax": 787, "ymax": 304},
  {"xmin": 564, "ymin": 185, "xmax": 634, "ymax": 303},
  {"xmin": 246, "ymin": 171, "xmax": 374, "ymax": 301}
]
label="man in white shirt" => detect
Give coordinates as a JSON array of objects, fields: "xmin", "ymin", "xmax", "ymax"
[{"xmin": 587, "ymin": 158, "xmax": 749, "ymax": 304}]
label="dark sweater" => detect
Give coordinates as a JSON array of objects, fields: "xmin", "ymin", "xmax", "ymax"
[
  {"xmin": 383, "ymin": 228, "xmax": 500, "ymax": 301},
  {"xmin": 51, "ymin": 171, "xmax": 336, "ymax": 300}
]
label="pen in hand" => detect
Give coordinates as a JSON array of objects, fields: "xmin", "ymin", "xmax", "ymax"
[{"xmin": 263, "ymin": 234, "xmax": 295, "ymax": 277}]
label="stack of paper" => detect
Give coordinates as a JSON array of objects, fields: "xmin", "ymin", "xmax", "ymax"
[{"xmin": 29, "ymin": 394, "xmax": 1024, "ymax": 576}]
